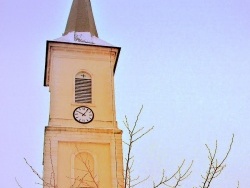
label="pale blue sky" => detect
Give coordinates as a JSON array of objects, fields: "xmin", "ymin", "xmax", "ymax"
[{"xmin": 1, "ymin": 0, "xmax": 250, "ymax": 187}]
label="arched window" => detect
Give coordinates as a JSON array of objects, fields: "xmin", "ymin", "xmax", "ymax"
[
  {"xmin": 75, "ymin": 72, "xmax": 92, "ymax": 103},
  {"xmin": 74, "ymin": 152, "xmax": 97, "ymax": 188}
]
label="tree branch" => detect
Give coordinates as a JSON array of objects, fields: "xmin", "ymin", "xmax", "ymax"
[
  {"xmin": 200, "ymin": 134, "xmax": 234, "ymax": 188},
  {"xmin": 153, "ymin": 160, "xmax": 193, "ymax": 188},
  {"xmin": 124, "ymin": 105, "xmax": 154, "ymax": 188},
  {"xmin": 15, "ymin": 177, "xmax": 23, "ymax": 188}
]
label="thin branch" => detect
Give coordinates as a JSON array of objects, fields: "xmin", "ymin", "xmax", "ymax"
[
  {"xmin": 49, "ymin": 139, "xmax": 56, "ymax": 187},
  {"xmin": 131, "ymin": 176, "xmax": 150, "ymax": 188},
  {"xmin": 153, "ymin": 160, "xmax": 193, "ymax": 188},
  {"xmin": 133, "ymin": 126, "xmax": 154, "ymax": 143},
  {"xmin": 15, "ymin": 177, "xmax": 23, "ymax": 188},
  {"xmin": 200, "ymin": 134, "xmax": 234, "ymax": 188},
  {"xmin": 24, "ymin": 158, "xmax": 54, "ymax": 187},
  {"xmin": 124, "ymin": 105, "xmax": 154, "ymax": 188},
  {"xmin": 72, "ymin": 145, "xmax": 99, "ymax": 188},
  {"xmin": 237, "ymin": 181, "xmax": 240, "ymax": 188},
  {"xmin": 24, "ymin": 138, "xmax": 58, "ymax": 188},
  {"xmin": 24, "ymin": 158, "xmax": 43, "ymax": 183}
]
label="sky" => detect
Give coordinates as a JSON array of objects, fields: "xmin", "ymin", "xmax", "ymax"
[{"xmin": 1, "ymin": 0, "xmax": 250, "ymax": 187}]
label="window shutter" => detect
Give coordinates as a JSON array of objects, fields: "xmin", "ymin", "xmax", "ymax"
[{"xmin": 75, "ymin": 73, "xmax": 92, "ymax": 103}]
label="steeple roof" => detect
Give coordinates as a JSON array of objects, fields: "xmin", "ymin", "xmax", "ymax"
[{"xmin": 64, "ymin": 0, "xmax": 98, "ymax": 37}]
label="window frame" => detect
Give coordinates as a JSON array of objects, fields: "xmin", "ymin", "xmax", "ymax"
[{"xmin": 74, "ymin": 71, "xmax": 93, "ymax": 104}]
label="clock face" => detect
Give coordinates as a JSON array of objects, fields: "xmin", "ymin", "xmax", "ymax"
[{"xmin": 73, "ymin": 106, "xmax": 94, "ymax": 124}]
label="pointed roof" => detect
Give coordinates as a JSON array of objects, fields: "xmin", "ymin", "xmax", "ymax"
[{"xmin": 64, "ymin": 0, "xmax": 98, "ymax": 37}]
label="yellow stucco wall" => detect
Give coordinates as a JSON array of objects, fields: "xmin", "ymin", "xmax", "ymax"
[
  {"xmin": 58, "ymin": 142, "xmax": 112, "ymax": 188},
  {"xmin": 43, "ymin": 127, "xmax": 124, "ymax": 188},
  {"xmin": 46, "ymin": 42, "xmax": 119, "ymax": 128}
]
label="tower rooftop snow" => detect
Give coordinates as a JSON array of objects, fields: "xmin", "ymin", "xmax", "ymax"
[{"xmin": 64, "ymin": 0, "xmax": 98, "ymax": 37}]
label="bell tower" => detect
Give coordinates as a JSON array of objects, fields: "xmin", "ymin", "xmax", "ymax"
[{"xmin": 43, "ymin": 1, "xmax": 124, "ymax": 187}]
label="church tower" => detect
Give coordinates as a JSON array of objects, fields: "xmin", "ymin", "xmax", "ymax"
[{"xmin": 43, "ymin": 1, "xmax": 124, "ymax": 187}]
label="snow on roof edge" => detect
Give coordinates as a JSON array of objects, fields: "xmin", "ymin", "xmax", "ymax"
[{"xmin": 54, "ymin": 32, "xmax": 114, "ymax": 47}]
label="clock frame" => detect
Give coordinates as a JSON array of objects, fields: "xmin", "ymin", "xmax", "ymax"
[{"xmin": 73, "ymin": 106, "xmax": 94, "ymax": 124}]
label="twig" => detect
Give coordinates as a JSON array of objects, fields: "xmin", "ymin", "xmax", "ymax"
[
  {"xmin": 124, "ymin": 105, "xmax": 154, "ymax": 188},
  {"xmin": 15, "ymin": 177, "xmax": 23, "ymax": 188},
  {"xmin": 200, "ymin": 134, "xmax": 234, "ymax": 188},
  {"xmin": 49, "ymin": 139, "xmax": 56, "ymax": 187},
  {"xmin": 153, "ymin": 160, "xmax": 193, "ymax": 188},
  {"xmin": 72, "ymin": 146, "xmax": 99, "ymax": 188}
]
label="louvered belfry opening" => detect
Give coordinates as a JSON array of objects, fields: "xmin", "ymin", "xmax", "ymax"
[{"xmin": 75, "ymin": 72, "xmax": 92, "ymax": 103}]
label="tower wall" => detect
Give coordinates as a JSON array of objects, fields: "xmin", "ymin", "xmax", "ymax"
[
  {"xmin": 43, "ymin": 127, "xmax": 124, "ymax": 188},
  {"xmin": 43, "ymin": 42, "xmax": 124, "ymax": 188},
  {"xmin": 45, "ymin": 42, "xmax": 120, "ymax": 128}
]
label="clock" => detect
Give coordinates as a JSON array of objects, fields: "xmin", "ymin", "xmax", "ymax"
[{"xmin": 73, "ymin": 106, "xmax": 94, "ymax": 124}]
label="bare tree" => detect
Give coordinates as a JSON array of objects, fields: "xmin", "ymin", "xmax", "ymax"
[
  {"xmin": 123, "ymin": 106, "xmax": 193, "ymax": 188},
  {"xmin": 123, "ymin": 107, "xmax": 236, "ymax": 188},
  {"xmin": 19, "ymin": 107, "xmax": 236, "ymax": 188}
]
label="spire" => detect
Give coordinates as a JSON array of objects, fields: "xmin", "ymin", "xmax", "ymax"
[{"xmin": 64, "ymin": 0, "xmax": 98, "ymax": 37}]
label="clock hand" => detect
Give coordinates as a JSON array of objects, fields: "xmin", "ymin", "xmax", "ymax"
[
  {"xmin": 76, "ymin": 111, "xmax": 85, "ymax": 116},
  {"xmin": 83, "ymin": 109, "xmax": 89, "ymax": 116}
]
